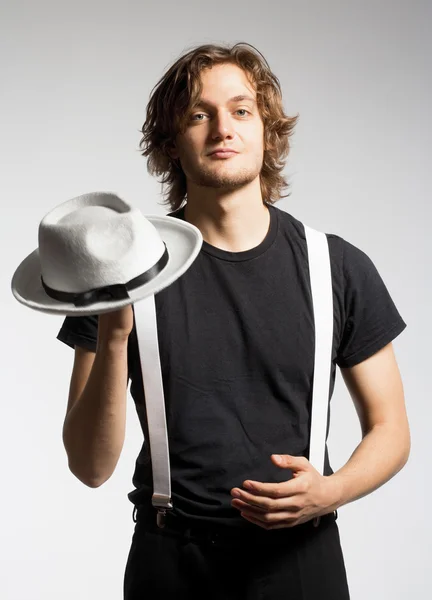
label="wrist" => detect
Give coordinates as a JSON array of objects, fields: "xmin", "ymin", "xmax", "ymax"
[{"xmin": 324, "ymin": 474, "xmax": 345, "ymax": 511}]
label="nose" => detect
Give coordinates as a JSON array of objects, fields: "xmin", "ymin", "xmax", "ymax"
[{"xmin": 210, "ymin": 111, "xmax": 234, "ymax": 141}]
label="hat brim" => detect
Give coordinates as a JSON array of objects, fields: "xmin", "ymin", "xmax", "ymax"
[{"xmin": 11, "ymin": 215, "xmax": 202, "ymax": 316}]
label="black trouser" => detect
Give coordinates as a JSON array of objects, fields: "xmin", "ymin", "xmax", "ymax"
[{"xmin": 123, "ymin": 505, "xmax": 350, "ymax": 599}]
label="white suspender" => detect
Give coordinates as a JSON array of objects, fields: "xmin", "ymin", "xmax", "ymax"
[
  {"xmin": 304, "ymin": 225, "xmax": 334, "ymax": 527},
  {"xmin": 304, "ymin": 225, "xmax": 334, "ymax": 475},
  {"xmin": 133, "ymin": 224, "xmax": 333, "ymax": 528},
  {"xmin": 133, "ymin": 296, "xmax": 173, "ymax": 520}
]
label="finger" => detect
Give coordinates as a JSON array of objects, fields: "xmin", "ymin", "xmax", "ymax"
[
  {"xmin": 232, "ymin": 498, "xmax": 270, "ymax": 513},
  {"xmin": 242, "ymin": 480, "xmax": 301, "ymax": 499},
  {"xmin": 232, "ymin": 496, "xmax": 300, "ymax": 515},
  {"xmin": 240, "ymin": 509, "xmax": 299, "ymax": 530},
  {"xmin": 232, "ymin": 494, "xmax": 288, "ymax": 513},
  {"xmin": 272, "ymin": 454, "xmax": 311, "ymax": 471},
  {"xmin": 231, "ymin": 481, "xmax": 305, "ymax": 510}
]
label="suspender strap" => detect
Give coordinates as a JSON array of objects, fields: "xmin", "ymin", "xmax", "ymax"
[
  {"xmin": 304, "ymin": 225, "xmax": 334, "ymax": 528},
  {"xmin": 304, "ymin": 225, "xmax": 334, "ymax": 476},
  {"xmin": 133, "ymin": 296, "xmax": 173, "ymax": 521}
]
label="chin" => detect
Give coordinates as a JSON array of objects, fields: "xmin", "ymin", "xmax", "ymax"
[
  {"xmin": 198, "ymin": 174, "xmax": 260, "ymax": 190},
  {"xmin": 184, "ymin": 159, "xmax": 262, "ymax": 188}
]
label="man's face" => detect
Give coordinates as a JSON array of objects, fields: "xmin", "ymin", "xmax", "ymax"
[{"xmin": 172, "ymin": 63, "xmax": 265, "ymax": 191}]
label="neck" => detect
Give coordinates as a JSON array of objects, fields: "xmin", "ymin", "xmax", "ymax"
[{"xmin": 183, "ymin": 178, "xmax": 271, "ymax": 252}]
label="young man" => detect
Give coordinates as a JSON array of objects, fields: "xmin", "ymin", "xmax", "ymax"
[{"xmin": 58, "ymin": 43, "xmax": 410, "ymax": 599}]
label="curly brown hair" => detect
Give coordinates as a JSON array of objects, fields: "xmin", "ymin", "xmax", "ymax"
[{"xmin": 139, "ymin": 42, "xmax": 299, "ymax": 212}]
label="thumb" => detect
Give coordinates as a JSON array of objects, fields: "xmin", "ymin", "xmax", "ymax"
[{"xmin": 271, "ymin": 454, "xmax": 308, "ymax": 470}]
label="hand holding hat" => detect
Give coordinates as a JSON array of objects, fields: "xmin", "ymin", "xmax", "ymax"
[{"xmin": 11, "ymin": 192, "xmax": 202, "ymax": 316}]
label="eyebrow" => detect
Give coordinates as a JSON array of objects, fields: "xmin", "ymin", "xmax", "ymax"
[{"xmin": 194, "ymin": 94, "xmax": 257, "ymax": 108}]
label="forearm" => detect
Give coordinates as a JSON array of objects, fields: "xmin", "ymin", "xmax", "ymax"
[
  {"xmin": 62, "ymin": 336, "xmax": 129, "ymax": 487},
  {"xmin": 328, "ymin": 422, "xmax": 411, "ymax": 509}
]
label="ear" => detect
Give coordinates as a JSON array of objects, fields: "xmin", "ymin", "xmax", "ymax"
[{"xmin": 167, "ymin": 143, "xmax": 179, "ymax": 160}]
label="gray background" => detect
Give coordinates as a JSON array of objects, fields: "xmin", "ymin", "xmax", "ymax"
[{"xmin": 1, "ymin": 0, "xmax": 430, "ymax": 598}]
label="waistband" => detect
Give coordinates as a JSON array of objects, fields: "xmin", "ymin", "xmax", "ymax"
[{"xmin": 132, "ymin": 504, "xmax": 338, "ymax": 546}]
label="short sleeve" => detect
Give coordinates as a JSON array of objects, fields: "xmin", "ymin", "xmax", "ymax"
[
  {"xmin": 335, "ymin": 240, "xmax": 407, "ymax": 368},
  {"xmin": 56, "ymin": 314, "xmax": 99, "ymax": 352}
]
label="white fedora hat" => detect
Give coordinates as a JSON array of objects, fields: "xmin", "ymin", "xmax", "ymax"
[{"xmin": 11, "ymin": 191, "xmax": 202, "ymax": 316}]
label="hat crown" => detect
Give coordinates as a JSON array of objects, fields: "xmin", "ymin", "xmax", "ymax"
[{"xmin": 38, "ymin": 192, "xmax": 166, "ymax": 294}]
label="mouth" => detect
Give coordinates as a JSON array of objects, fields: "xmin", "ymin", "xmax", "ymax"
[{"xmin": 208, "ymin": 150, "xmax": 239, "ymax": 158}]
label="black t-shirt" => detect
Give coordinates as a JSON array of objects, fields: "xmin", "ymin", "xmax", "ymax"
[{"xmin": 57, "ymin": 204, "xmax": 406, "ymax": 527}]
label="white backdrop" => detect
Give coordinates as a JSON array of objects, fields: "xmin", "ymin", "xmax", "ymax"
[{"xmin": 1, "ymin": 1, "xmax": 430, "ymax": 598}]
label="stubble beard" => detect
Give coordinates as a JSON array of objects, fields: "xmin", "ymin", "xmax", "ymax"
[{"xmin": 185, "ymin": 157, "xmax": 263, "ymax": 191}]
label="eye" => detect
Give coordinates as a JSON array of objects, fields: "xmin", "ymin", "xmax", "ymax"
[
  {"xmin": 236, "ymin": 109, "xmax": 250, "ymax": 116},
  {"xmin": 190, "ymin": 113, "xmax": 207, "ymax": 121}
]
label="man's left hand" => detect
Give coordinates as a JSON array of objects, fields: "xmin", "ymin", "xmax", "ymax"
[{"xmin": 230, "ymin": 454, "xmax": 342, "ymax": 529}]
